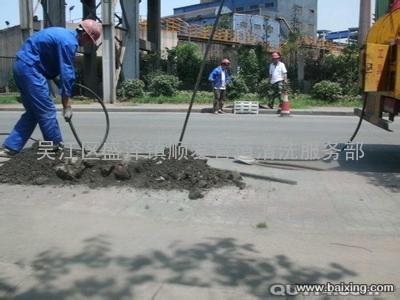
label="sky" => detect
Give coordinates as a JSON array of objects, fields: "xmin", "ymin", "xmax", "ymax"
[{"xmin": 0, "ymin": 0, "xmax": 374, "ymax": 31}]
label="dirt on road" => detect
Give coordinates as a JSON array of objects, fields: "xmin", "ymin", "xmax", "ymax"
[{"xmin": 0, "ymin": 144, "xmax": 245, "ymax": 199}]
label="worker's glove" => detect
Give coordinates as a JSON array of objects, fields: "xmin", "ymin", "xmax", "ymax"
[{"xmin": 63, "ymin": 106, "xmax": 73, "ymax": 122}]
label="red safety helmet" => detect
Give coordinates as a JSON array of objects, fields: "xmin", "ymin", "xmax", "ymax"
[
  {"xmin": 79, "ymin": 19, "xmax": 102, "ymax": 44},
  {"xmin": 392, "ymin": 0, "xmax": 400, "ymax": 11},
  {"xmin": 221, "ymin": 58, "xmax": 231, "ymax": 66}
]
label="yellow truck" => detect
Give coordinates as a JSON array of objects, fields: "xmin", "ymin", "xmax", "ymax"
[{"xmin": 358, "ymin": 2, "xmax": 400, "ymax": 130}]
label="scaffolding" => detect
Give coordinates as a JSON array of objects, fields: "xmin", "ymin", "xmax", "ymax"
[{"xmin": 140, "ymin": 17, "xmax": 346, "ymax": 54}]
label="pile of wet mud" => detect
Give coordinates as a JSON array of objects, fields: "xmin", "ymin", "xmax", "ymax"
[{"xmin": 0, "ymin": 144, "xmax": 245, "ymax": 199}]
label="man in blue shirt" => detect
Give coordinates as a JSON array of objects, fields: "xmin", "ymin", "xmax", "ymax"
[
  {"xmin": 0, "ymin": 20, "xmax": 101, "ymax": 158},
  {"xmin": 209, "ymin": 59, "xmax": 231, "ymax": 114}
]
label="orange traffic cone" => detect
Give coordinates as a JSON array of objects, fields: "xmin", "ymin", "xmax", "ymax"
[{"xmin": 280, "ymin": 92, "xmax": 291, "ymax": 117}]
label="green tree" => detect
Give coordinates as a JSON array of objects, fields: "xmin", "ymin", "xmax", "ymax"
[
  {"xmin": 238, "ymin": 47, "xmax": 259, "ymax": 91},
  {"xmin": 254, "ymin": 44, "xmax": 270, "ymax": 81},
  {"xmin": 174, "ymin": 43, "xmax": 202, "ymax": 90},
  {"xmin": 305, "ymin": 44, "xmax": 359, "ymax": 96}
]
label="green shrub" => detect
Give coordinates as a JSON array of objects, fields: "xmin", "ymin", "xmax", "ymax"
[
  {"xmin": 228, "ymin": 76, "xmax": 249, "ymax": 99},
  {"xmin": 142, "ymin": 71, "xmax": 164, "ymax": 89},
  {"xmin": 149, "ymin": 74, "xmax": 180, "ymax": 96},
  {"xmin": 312, "ymin": 80, "xmax": 342, "ymax": 101},
  {"xmin": 117, "ymin": 79, "xmax": 145, "ymax": 100}
]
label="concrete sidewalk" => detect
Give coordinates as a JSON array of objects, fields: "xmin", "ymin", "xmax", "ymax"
[
  {"xmin": 0, "ymin": 103, "xmax": 356, "ymax": 116},
  {"xmin": 0, "ymin": 158, "xmax": 399, "ymax": 299}
]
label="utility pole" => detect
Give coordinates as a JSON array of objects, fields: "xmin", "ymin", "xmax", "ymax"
[
  {"xmin": 19, "ymin": 0, "xmax": 33, "ymax": 42},
  {"xmin": 44, "ymin": 0, "xmax": 66, "ymax": 27},
  {"xmin": 102, "ymin": 0, "xmax": 117, "ymax": 103},
  {"xmin": 121, "ymin": 0, "xmax": 140, "ymax": 79},
  {"xmin": 82, "ymin": 0, "xmax": 98, "ymax": 94},
  {"xmin": 147, "ymin": 0, "xmax": 161, "ymax": 68},
  {"xmin": 358, "ymin": 0, "xmax": 371, "ymax": 46}
]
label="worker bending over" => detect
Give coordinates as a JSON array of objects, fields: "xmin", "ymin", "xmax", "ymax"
[{"xmin": 0, "ymin": 20, "xmax": 101, "ymax": 158}]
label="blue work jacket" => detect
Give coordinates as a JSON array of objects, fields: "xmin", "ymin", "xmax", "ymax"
[
  {"xmin": 16, "ymin": 27, "xmax": 79, "ymax": 97},
  {"xmin": 208, "ymin": 66, "xmax": 231, "ymax": 89}
]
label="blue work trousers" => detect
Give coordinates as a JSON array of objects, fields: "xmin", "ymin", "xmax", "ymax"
[{"xmin": 3, "ymin": 59, "xmax": 62, "ymax": 152}]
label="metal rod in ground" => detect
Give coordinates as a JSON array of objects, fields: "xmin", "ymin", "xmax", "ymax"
[
  {"xmin": 177, "ymin": 0, "xmax": 225, "ymax": 146},
  {"xmin": 239, "ymin": 172, "xmax": 298, "ymax": 185},
  {"xmin": 256, "ymin": 161, "xmax": 324, "ymax": 171}
]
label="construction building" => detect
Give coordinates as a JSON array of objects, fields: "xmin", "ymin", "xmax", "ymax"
[{"xmin": 174, "ymin": 0, "xmax": 318, "ymax": 42}]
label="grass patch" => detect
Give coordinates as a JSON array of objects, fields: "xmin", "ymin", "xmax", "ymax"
[
  {"xmin": 0, "ymin": 91, "xmax": 361, "ymax": 109},
  {"xmin": 256, "ymin": 222, "xmax": 268, "ymax": 229},
  {"xmin": 124, "ymin": 91, "xmax": 362, "ymax": 108},
  {"xmin": 128, "ymin": 91, "xmax": 214, "ymax": 104},
  {"xmin": 289, "ymin": 94, "xmax": 362, "ymax": 109},
  {"xmin": 0, "ymin": 95, "xmax": 20, "ymax": 104},
  {"xmin": 126, "ymin": 91, "xmax": 260, "ymax": 104}
]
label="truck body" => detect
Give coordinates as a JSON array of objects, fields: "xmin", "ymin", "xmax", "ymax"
[{"xmin": 357, "ymin": 0, "xmax": 400, "ymax": 131}]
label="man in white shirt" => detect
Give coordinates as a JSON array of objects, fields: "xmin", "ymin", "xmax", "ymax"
[{"xmin": 268, "ymin": 52, "xmax": 288, "ymax": 110}]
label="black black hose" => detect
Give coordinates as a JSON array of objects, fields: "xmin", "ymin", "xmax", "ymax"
[
  {"xmin": 69, "ymin": 83, "xmax": 110, "ymax": 152},
  {"xmin": 340, "ymin": 93, "xmax": 367, "ymax": 151}
]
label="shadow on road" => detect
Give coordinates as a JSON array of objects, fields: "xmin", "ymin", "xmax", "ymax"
[
  {"xmin": 1, "ymin": 236, "xmax": 358, "ymax": 299},
  {"xmin": 329, "ymin": 144, "xmax": 400, "ymax": 192}
]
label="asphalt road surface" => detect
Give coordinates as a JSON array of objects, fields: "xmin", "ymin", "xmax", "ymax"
[
  {"xmin": 1, "ymin": 111, "xmax": 400, "ymax": 152},
  {"xmin": 1, "ymin": 112, "xmax": 399, "ymax": 299}
]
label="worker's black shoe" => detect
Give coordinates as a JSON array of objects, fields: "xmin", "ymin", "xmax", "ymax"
[
  {"xmin": 0, "ymin": 147, "xmax": 17, "ymax": 158},
  {"xmin": 51, "ymin": 143, "xmax": 65, "ymax": 158},
  {"xmin": 54, "ymin": 143, "xmax": 65, "ymax": 153}
]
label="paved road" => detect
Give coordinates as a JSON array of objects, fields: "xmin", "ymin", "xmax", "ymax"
[
  {"xmin": 2, "ymin": 111, "xmax": 400, "ymax": 171},
  {"xmin": 1, "ymin": 111, "xmax": 400, "ymax": 150},
  {"xmin": 0, "ymin": 112, "xmax": 399, "ymax": 299}
]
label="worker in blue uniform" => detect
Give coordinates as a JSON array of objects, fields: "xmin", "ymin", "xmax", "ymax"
[{"xmin": 0, "ymin": 20, "xmax": 101, "ymax": 158}]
